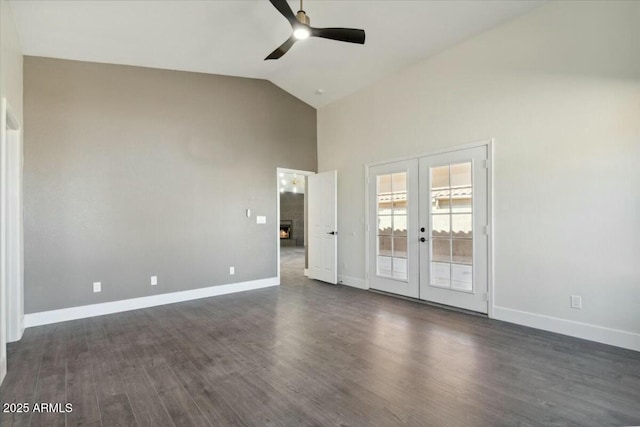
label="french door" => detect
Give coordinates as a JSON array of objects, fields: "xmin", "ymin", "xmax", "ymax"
[
  {"xmin": 368, "ymin": 160, "xmax": 419, "ymax": 298},
  {"xmin": 368, "ymin": 145, "xmax": 489, "ymax": 313}
]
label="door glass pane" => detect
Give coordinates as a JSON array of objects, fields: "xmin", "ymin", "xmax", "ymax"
[
  {"xmin": 378, "ymin": 236, "xmax": 392, "ymax": 257},
  {"xmin": 377, "ymin": 256, "xmax": 392, "ymax": 277},
  {"xmin": 432, "ymin": 214, "xmax": 450, "ymax": 237},
  {"xmin": 392, "ymin": 193, "xmax": 407, "ymax": 214},
  {"xmin": 392, "ymin": 173, "xmax": 406, "ymax": 192},
  {"xmin": 431, "ymin": 262, "xmax": 451, "ymax": 288},
  {"xmin": 451, "ymin": 163, "xmax": 471, "ymax": 187},
  {"xmin": 378, "ymin": 216, "xmax": 392, "ymax": 235},
  {"xmin": 376, "ymin": 171, "xmax": 409, "ymax": 281},
  {"xmin": 431, "ymin": 165, "xmax": 449, "ymax": 189},
  {"xmin": 378, "ymin": 194, "xmax": 392, "ymax": 215},
  {"xmin": 452, "ymin": 239, "xmax": 472, "ymax": 264},
  {"xmin": 393, "ymin": 237, "xmax": 407, "ymax": 258},
  {"xmin": 451, "ymin": 187, "xmax": 472, "ymax": 213},
  {"xmin": 432, "ymin": 238, "xmax": 451, "ymax": 263},
  {"xmin": 392, "ymin": 258, "xmax": 407, "ymax": 280},
  {"xmin": 393, "ymin": 215, "xmax": 407, "ymax": 236},
  {"xmin": 452, "ymin": 264, "xmax": 472, "ymax": 291},
  {"xmin": 452, "ymin": 214, "xmax": 472, "ymax": 238},
  {"xmin": 432, "ymin": 189, "xmax": 450, "ymax": 214},
  {"xmin": 377, "ymin": 174, "xmax": 391, "ymax": 193}
]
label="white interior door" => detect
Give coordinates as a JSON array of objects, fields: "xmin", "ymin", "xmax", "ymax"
[
  {"xmin": 308, "ymin": 170, "xmax": 337, "ymax": 284},
  {"xmin": 419, "ymin": 146, "xmax": 489, "ymax": 313},
  {"xmin": 368, "ymin": 160, "xmax": 419, "ymax": 298}
]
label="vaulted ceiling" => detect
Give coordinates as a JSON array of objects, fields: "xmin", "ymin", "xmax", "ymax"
[{"xmin": 10, "ymin": 0, "xmax": 544, "ymax": 108}]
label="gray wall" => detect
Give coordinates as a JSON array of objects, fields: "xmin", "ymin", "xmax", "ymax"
[
  {"xmin": 280, "ymin": 192, "xmax": 304, "ymax": 247},
  {"xmin": 24, "ymin": 56, "xmax": 317, "ymax": 313}
]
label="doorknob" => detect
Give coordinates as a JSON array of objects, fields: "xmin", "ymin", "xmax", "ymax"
[
  {"xmin": 420, "ymin": 237, "xmax": 426, "ymax": 242},
  {"xmin": 327, "ymin": 231, "xmax": 337, "ymax": 235},
  {"xmin": 420, "ymin": 227, "xmax": 425, "ymax": 232}
]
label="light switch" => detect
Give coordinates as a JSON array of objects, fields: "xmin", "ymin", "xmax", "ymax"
[{"xmin": 256, "ymin": 216, "xmax": 266, "ymax": 224}]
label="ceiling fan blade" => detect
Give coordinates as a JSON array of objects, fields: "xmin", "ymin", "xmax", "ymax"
[
  {"xmin": 265, "ymin": 36, "xmax": 297, "ymax": 60},
  {"xmin": 311, "ymin": 27, "xmax": 365, "ymax": 44},
  {"xmin": 268, "ymin": 0, "xmax": 298, "ymax": 26}
]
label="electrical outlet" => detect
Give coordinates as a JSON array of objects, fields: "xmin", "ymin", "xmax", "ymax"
[
  {"xmin": 151, "ymin": 276, "xmax": 158, "ymax": 286},
  {"xmin": 256, "ymin": 216, "xmax": 266, "ymax": 224},
  {"xmin": 93, "ymin": 282, "xmax": 101, "ymax": 293},
  {"xmin": 570, "ymin": 295, "xmax": 582, "ymax": 309},
  {"xmin": 229, "ymin": 266, "xmax": 235, "ymax": 275}
]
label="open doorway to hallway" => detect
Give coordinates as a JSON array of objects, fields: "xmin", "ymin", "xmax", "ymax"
[{"xmin": 277, "ymin": 169, "xmax": 313, "ymax": 283}]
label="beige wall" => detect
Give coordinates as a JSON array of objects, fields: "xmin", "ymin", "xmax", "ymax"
[
  {"xmin": 24, "ymin": 57, "xmax": 317, "ymax": 313},
  {"xmin": 1, "ymin": 0, "xmax": 23, "ymax": 124},
  {"xmin": 318, "ymin": 1, "xmax": 640, "ymax": 346}
]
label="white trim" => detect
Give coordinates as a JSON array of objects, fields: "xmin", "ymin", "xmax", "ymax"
[
  {"xmin": 338, "ymin": 275, "xmax": 367, "ymax": 290},
  {"xmin": 365, "ymin": 138, "xmax": 493, "ymax": 168},
  {"xmin": 24, "ymin": 277, "xmax": 278, "ymax": 328},
  {"xmin": 1, "ymin": 98, "xmax": 23, "ymax": 344},
  {"xmin": 493, "ymin": 305, "xmax": 640, "ymax": 352},
  {"xmin": 276, "ymin": 167, "xmax": 314, "ymax": 283},
  {"xmin": 486, "ymin": 139, "xmax": 495, "ymax": 318},
  {"xmin": 364, "ymin": 163, "xmax": 370, "ymax": 290}
]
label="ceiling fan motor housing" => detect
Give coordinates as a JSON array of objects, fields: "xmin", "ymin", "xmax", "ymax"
[{"xmin": 296, "ymin": 10, "xmax": 310, "ymax": 26}]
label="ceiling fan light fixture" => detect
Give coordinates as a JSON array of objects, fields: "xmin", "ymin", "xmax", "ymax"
[
  {"xmin": 293, "ymin": 26, "xmax": 310, "ymax": 40},
  {"xmin": 265, "ymin": 0, "xmax": 366, "ymax": 60}
]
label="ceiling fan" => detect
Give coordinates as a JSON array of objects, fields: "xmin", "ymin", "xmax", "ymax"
[{"xmin": 265, "ymin": 0, "xmax": 366, "ymax": 60}]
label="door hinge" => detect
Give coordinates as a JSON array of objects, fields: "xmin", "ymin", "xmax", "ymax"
[
  {"xmin": 483, "ymin": 159, "xmax": 490, "ymax": 169},
  {"xmin": 484, "ymin": 225, "xmax": 490, "ymax": 235},
  {"xmin": 483, "ymin": 292, "xmax": 488, "ymax": 302}
]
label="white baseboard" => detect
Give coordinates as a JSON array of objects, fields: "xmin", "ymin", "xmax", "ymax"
[
  {"xmin": 303, "ymin": 268, "xmax": 309, "ymax": 277},
  {"xmin": 7, "ymin": 316, "xmax": 24, "ymax": 343},
  {"xmin": 24, "ymin": 277, "xmax": 279, "ymax": 328},
  {"xmin": 338, "ymin": 275, "xmax": 368, "ymax": 290},
  {"xmin": 493, "ymin": 305, "xmax": 640, "ymax": 352}
]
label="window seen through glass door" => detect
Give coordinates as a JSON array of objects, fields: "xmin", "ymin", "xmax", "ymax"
[{"xmin": 376, "ymin": 173, "xmax": 407, "ymax": 280}]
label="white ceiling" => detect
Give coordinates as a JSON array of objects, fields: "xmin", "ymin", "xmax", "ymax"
[{"xmin": 10, "ymin": 0, "xmax": 544, "ymax": 108}]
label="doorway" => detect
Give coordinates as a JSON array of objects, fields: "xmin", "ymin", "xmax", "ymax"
[
  {"xmin": 1, "ymin": 98, "xmax": 23, "ymax": 384},
  {"xmin": 368, "ymin": 144, "xmax": 491, "ymax": 313},
  {"xmin": 276, "ymin": 168, "xmax": 314, "ymax": 284}
]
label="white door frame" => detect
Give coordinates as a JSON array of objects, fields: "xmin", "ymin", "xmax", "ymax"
[
  {"xmin": 1, "ymin": 98, "xmax": 24, "ymax": 384},
  {"xmin": 276, "ymin": 167, "xmax": 315, "ymax": 284},
  {"xmin": 364, "ymin": 139, "xmax": 495, "ymax": 317}
]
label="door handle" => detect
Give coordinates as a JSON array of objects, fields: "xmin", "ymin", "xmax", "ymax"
[
  {"xmin": 420, "ymin": 237, "xmax": 427, "ymax": 242},
  {"xmin": 327, "ymin": 231, "xmax": 337, "ymax": 235}
]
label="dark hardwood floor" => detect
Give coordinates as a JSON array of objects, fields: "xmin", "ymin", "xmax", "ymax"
[{"xmin": 2, "ymin": 247, "xmax": 639, "ymax": 426}]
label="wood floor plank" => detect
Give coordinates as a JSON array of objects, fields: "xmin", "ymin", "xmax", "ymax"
[
  {"xmin": 30, "ymin": 323, "xmax": 68, "ymax": 427},
  {"xmin": 0, "ymin": 326, "xmax": 51, "ymax": 427},
  {"xmin": 85, "ymin": 317, "xmax": 138, "ymax": 426},
  {"xmin": 101, "ymin": 312, "xmax": 176, "ymax": 427},
  {"xmin": 65, "ymin": 321, "xmax": 102, "ymax": 427},
  {"xmin": 144, "ymin": 364, "xmax": 211, "ymax": 427}
]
